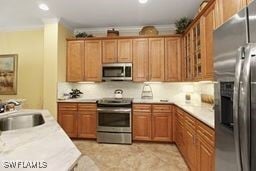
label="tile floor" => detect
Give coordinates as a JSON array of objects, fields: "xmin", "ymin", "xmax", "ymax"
[{"xmin": 73, "ymin": 140, "xmax": 188, "ymax": 171}]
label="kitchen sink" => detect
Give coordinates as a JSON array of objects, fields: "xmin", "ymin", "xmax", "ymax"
[{"xmin": 0, "ymin": 113, "xmax": 45, "ymax": 131}]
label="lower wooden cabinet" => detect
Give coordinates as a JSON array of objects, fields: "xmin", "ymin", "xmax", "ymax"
[
  {"xmin": 174, "ymin": 107, "xmax": 215, "ymax": 171},
  {"xmin": 133, "ymin": 104, "xmax": 173, "ymax": 142},
  {"xmin": 133, "ymin": 112, "xmax": 152, "ymax": 141},
  {"xmin": 58, "ymin": 102, "xmax": 96, "ymax": 139},
  {"xmin": 58, "ymin": 110, "xmax": 78, "ymax": 138}
]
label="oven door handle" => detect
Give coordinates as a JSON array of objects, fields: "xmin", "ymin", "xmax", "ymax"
[{"xmin": 97, "ymin": 108, "xmax": 131, "ymax": 113}]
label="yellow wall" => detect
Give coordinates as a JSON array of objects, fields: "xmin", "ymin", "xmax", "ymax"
[
  {"xmin": 0, "ymin": 29, "xmax": 44, "ymax": 109},
  {"xmin": 0, "ymin": 23, "xmax": 73, "ymax": 118},
  {"xmin": 58, "ymin": 24, "xmax": 74, "ymax": 81},
  {"xmin": 43, "ymin": 23, "xmax": 73, "ymax": 118}
]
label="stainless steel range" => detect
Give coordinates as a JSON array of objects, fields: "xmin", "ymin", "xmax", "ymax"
[{"xmin": 96, "ymin": 98, "xmax": 132, "ymax": 144}]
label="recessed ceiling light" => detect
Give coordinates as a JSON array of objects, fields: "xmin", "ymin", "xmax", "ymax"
[
  {"xmin": 39, "ymin": 3, "xmax": 49, "ymax": 11},
  {"xmin": 139, "ymin": 0, "xmax": 148, "ymax": 4}
]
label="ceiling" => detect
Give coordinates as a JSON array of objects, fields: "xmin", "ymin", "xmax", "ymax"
[{"xmin": 0, "ymin": 0, "xmax": 204, "ymax": 30}]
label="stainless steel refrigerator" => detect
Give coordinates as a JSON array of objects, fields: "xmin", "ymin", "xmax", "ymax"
[{"xmin": 214, "ymin": 1, "xmax": 256, "ymax": 171}]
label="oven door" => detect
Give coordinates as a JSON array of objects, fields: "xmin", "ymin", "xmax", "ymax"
[{"xmin": 97, "ymin": 107, "xmax": 131, "ymax": 133}]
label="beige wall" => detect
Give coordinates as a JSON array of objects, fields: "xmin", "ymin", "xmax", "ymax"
[
  {"xmin": 0, "ymin": 29, "xmax": 44, "ymax": 109},
  {"xmin": 0, "ymin": 23, "xmax": 73, "ymax": 118},
  {"xmin": 43, "ymin": 23, "xmax": 73, "ymax": 118}
]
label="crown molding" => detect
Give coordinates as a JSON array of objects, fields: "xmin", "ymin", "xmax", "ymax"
[{"xmin": 74, "ymin": 24, "xmax": 176, "ymax": 35}]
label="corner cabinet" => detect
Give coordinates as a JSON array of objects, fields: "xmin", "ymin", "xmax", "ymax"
[{"xmin": 67, "ymin": 40, "xmax": 102, "ymax": 82}]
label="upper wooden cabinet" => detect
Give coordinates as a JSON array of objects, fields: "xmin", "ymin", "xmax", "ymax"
[
  {"xmin": 201, "ymin": 3, "xmax": 215, "ymax": 80},
  {"xmin": 165, "ymin": 37, "xmax": 181, "ymax": 81},
  {"xmin": 118, "ymin": 39, "xmax": 133, "ymax": 62},
  {"xmin": 67, "ymin": 40, "xmax": 102, "ymax": 82},
  {"xmin": 102, "ymin": 39, "xmax": 133, "ymax": 63},
  {"xmin": 133, "ymin": 39, "xmax": 149, "ymax": 82},
  {"xmin": 102, "ymin": 40, "xmax": 118, "ymax": 63},
  {"xmin": 149, "ymin": 38, "xmax": 165, "ymax": 81},
  {"xmin": 67, "ymin": 41, "xmax": 84, "ymax": 82},
  {"xmin": 215, "ymin": 0, "xmax": 250, "ymax": 29},
  {"xmin": 84, "ymin": 40, "xmax": 102, "ymax": 81},
  {"xmin": 183, "ymin": 31, "xmax": 193, "ymax": 81}
]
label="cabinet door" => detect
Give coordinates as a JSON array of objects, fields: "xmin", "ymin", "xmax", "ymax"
[
  {"xmin": 77, "ymin": 103, "xmax": 97, "ymax": 138},
  {"xmin": 184, "ymin": 127, "xmax": 197, "ymax": 171},
  {"xmin": 118, "ymin": 39, "xmax": 132, "ymax": 63},
  {"xmin": 133, "ymin": 112, "xmax": 151, "ymax": 141},
  {"xmin": 67, "ymin": 40, "xmax": 84, "ymax": 82},
  {"xmin": 78, "ymin": 111, "xmax": 96, "ymax": 138},
  {"xmin": 133, "ymin": 39, "xmax": 149, "ymax": 82},
  {"xmin": 102, "ymin": 40, "xmax": 118, "ymax": 63},
  {"xmin": 176, "ymin": 119, "xmax": 185, "ymax": 155},
  {"xmin": 58, "ymin": 111, "xmax": 77, "ymax": 138},
  {"xmin": 149, "ymin": 38, "xmax": 165, "ymax": 81},
  {"xmin": 84, "ymin": 40, "xmax": 102, "ymax": 81},
  {"xmin": 201, "ymin": 4, "xmax": 215, "ymax": 80},
  {"xmin": 216, "ymin": 0, "xmax": 245, "ymax": 27},
  {"xmin": 197, "ymin": 139, "xmax": 214, "ymax": 171},
  {"xmin": 165, "ymin": 37, "xmax": 181, "ymax": 81},
  {"xmin": 152, "ymin": 113, "xmax": 172, "ymax": 142}
]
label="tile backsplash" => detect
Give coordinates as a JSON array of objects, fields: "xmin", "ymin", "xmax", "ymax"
[{"xmin": 58, "ymin": 82, "xmax": 214, "ymax": 105}]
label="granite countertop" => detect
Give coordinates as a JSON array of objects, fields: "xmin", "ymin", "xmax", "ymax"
[
  {"xmin": 133, "ymin": 99, "xmax": 214, "ymax": 129},
  {"xmin": 57, "ymin": 98, "xmax": 215, "ymax": 129},
  {"xmin": 0, "ymin": 109, "xmax": 81, "ymax": 171}
]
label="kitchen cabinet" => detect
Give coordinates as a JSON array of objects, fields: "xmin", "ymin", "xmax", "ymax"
[
  {"xmin": 77, "ymin": 103, "xmax": 97, "ymax": 138},
  {"xmin": 183, "ymin": 31, "xmax": 193, "ymax": 81},
  {"xmin": 215, "ymin": 0, "xmax": 249, "ymax": 29},
  {"xmin": 133, "ymin": 104, "xmax": 173, "ymax": 142},
  {"xmin": 58, "ymin": 103, "xmax": 78, "ymax": 138},
  {"xmin": 149, "ymin": 38, "xmax": 165, "ymax": 81},
  {"xmin": 184, "ymin": 114, "xmax": 197, "ymax": 171},
  {"xmin": 192, "ymin": 21, "xmax": 203, "ymax": 80},
  {"xmin": 201, "ymin": 3, "xmax": 215, "ymax": 80},
  {"xmin": 165, "ymin": 37, "xmax": 181, "ymax": 81},
  {"xmin": 196, "ymin": 121, "xmax": 215, "ymax": 171},
  {"xmin": 67, "ymin": 40, "xmax": 84, "ymax": 82},
  {"xmin": 174, "ymin": 106, "xmax": 215, "ymax": 171},
  {"xmin": 57, "ymin": 102, "xmax": 97, "ymax": 139},
  {"xmin": 102, "ymin": 39, "xmax": 133, "ymax": 63},
  {"xmin": 133, "ymin": 39, "xmax": 149, "ymax": 82},
  {"xmin": 133, "ymin": 104, "xmax": 152, "ymax": 141},
  {"xmin": 84, "ymin": 40, "xmax": 102, "ymax": 81},
  {"xmin": 118, "ymin": 39, "xmax": 133, "ymax": 63},
  {"xmin": 102, "ymin": 40, "xmax": 118, "ymax": 63}
]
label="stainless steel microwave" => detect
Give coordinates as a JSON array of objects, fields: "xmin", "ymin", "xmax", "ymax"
[{"xmin": 102, "ymin": 63, "xmax": 132, "ymax": 81}]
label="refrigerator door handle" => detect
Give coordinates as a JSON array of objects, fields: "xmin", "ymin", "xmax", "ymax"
[
  {"xmin": 233, "ymin": 47, "xmax": 245, "ymax": 171},
  {"xmin": 239, "ymin": 44, "xmax": 256, "ymax": 171}
]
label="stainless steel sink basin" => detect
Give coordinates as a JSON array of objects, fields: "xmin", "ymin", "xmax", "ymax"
[{"xmin": 0, "ymin": 113, "xmax": 45, "ymax": 131}]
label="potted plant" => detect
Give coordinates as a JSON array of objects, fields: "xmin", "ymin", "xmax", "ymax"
[{"xmin": 175, "ymin": 17, "xmax": 193, "ymax": 34}]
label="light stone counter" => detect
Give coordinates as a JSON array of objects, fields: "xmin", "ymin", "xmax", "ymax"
[
  {"xmin": 0, "ymin": 109, "xmax": 81, "ymax": 171},
  {"xmin": 57, "ymin": 98, "xmax": 214, "ymax": 129},
  {"xmin": 133, "ymin": 99, "xmax": 214, "ymax": 129}
]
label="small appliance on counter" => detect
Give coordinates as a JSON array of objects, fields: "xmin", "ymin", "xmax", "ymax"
[
  {"xmin": 114, "ymin": 89, "xmax": 123, "ymax": 99},
  {"xmin": 96, "ymin": 98, "xmax": 133, "ymax": 144},
  {"xmin": 141, "ymin": 84, "xmax": 153, "ymax": 99}
]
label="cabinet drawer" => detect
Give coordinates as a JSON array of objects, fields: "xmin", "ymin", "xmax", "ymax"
[
  {"xmin": 176, "ymin": 108, "xmax": 184, "ymax": 121},
  {"xmin": 152, "ymin": 105, "xmax": 172, "ymax": 113},
  {"xmin": 197, "ymin": 121, "xmax": 215, "ymax": 146},
  {"xmin": 184, "ymin": 113, "xmax": 197, "ymax": 130},
  {"xmin": 133, "ymin": 104, "xmax": 152, "ymax": 113},
  {"xmin": 78, "ymin": 103, "xmax": 96, "ymax": 111},
  {"xmin": 58, "ymin": 103, "xmax": 77, "ymax": 111}
]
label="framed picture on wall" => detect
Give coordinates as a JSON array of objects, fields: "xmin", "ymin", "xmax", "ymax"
[{"xmin": 0, "ymin": 54, "xmax": 18, "ymax": 95}]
